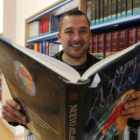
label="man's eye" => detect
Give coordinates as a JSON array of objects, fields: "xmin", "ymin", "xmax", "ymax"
[
  {"xmin": 80, "ymin": 30, "xmax": 87, "ymax": 34},
  {"xmin": 66, "ymin": 31, "xmax": 73, "ymax": 34}
]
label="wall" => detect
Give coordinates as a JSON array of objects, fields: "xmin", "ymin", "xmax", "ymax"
[
  {"xmin": 0, "ymin": 0, "xmax": 3, "ymax": 34},
  {"xmin": 16, "ymin": 0, "xmax": 59, "ymax": 46},
  {"xmin": 2, "ymin": 0, "xmax": 59, "ymax": 137}
]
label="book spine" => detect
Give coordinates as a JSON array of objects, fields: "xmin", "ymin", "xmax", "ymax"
[
  {"xmin": 136, "ymin": 27, "xmax": 140, "ymax": 43},
  {"xmin": 117, "ymin": 0, "xmax": 122, "ymax": 19},
  {"xmin": 92, "ymin": 35, "xmax": 98, "ymax": 57},
  {"xmin": 127, "ymin": 28, "xmax": 136, "ymax": 47},
  {"xmin": 44, "ymin": 17, "xmax": 50, "ymax": 35},
  {"xmin": 105, "ymin": 32, "xmax": 112, "ymax": 57},
  {"xmin": 95, "ymin": 0, "xmax": 100, "ymax": 25},
  {"xmin": 111, "ymin": 0, "xmax": 117, "ymax": 21},
  {"xmin": 42, "ymin": 41, "xmax": 46, "ymax": 54},
  {"xmin": 97, "ymin": 33, "xmax": 105, "ymax": 59},
  {"xmin": 88, "ymin": 37, "xmax": 93, "ymax": 53},
  {"xmin": 133, "ymin": 0, "xmax": 140, "ymax": 15},
  {"xmin": 104, "ymin": 0, "xmax": 108, "ymax": 23},
  {"xmin": 91, "ymin": 0, "xmax": 96, "ymax": 26},
  {"xmin": 111, "ymin": 31, "xmax": 119, "ymax": 55},
  {"xmin": 46, "ymin": 41, "xmax": 49, "ymax": 56},
  {"xmin": 86, "ymin": 1, "xmax": 92, "ymax": 23},
  {"xmin": 118, "ymin": 29, "xmax": 127, "ymax": 51},
  {"xmin": 65, "ymin": 83, "xmax": 87, "ymax": 140},
  {"xmin": 40, "ymin": 20, "xmax": 43, "ymax": 36},
  {"xmin": 49, "ymin": 43, "xmax": 59, "ymax": 56},
  {"xmin": 99, "ymin": 0, "xmax": 104, "ymax": 24},
  {"xmin": 121, "ymin": 0, "xmax": 127, "ymax": 18},
  {"xmin": 107, "ymin": 0, "xmax": 112, "ymax": 22},
  {"xmin": 29, "ymin": 23, "xmax": 32, "ymax": 39},
  {"xmin": 127, "ymin": 0, "xmax": 133, "ymax": 16}
]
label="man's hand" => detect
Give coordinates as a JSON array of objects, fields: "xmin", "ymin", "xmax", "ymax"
[
  {"xmin": 2, "ymin": 99, "xmax": 27, "ymax": 125},
  {"xmin": 122, "ymin": 91, "xmax": 140, "ymax": 120}
]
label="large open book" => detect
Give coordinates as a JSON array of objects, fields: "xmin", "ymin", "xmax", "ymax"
[{"xmin": 0, "ymin": 36, "xmax": 140, "ymax": 140}]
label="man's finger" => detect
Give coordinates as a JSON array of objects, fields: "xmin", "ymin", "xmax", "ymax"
[{"xmin": 6, "ymin": 99, "xmax": 21, "ymax": 110}]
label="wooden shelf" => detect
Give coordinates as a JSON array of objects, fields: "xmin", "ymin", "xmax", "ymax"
[
  {"xmin": 27, "ymin": 32, "xmax": 58, "ymax": 43},
  {"xmin": 90, "ymin": 14, "xmax": 140, "ymax": 31},
  {"xmin": 26, "ymin": 0, "xmax": 74, "ymax": 23}
]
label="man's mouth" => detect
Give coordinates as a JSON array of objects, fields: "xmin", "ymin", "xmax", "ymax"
[{"xmin": 70, "ymin": 44, "xmax": 82, "ymax": 48}]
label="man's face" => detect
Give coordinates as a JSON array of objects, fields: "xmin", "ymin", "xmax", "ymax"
[{"xmin": 57, "ymin": 15, "xmax": 91, "ymax": 60}]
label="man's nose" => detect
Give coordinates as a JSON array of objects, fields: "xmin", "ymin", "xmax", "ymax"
[{"xmin": 73, "ymin": 32, "xmax": 82, "ymax": 41}]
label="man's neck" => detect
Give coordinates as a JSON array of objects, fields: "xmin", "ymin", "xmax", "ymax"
[{"xmin": 62, "ymin": 53, "xmax": 87, "ymax": 66}]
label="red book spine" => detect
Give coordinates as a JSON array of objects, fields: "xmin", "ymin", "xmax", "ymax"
[
  {"xmin": 118, "ymin": 30, "xmax": 127, "ymax": 51},
  {"xmin": 88, "ymin": 37, "xmax": 93, "ymax": 53},
  {"xmin": 105, "ymin": 32, "xmax": 112, "ymax": 57},
  {"xmin": 98, "ymin": 33, "xmax": 105, "ymax": 59},
  {"xmin": 44, "ymin": 17, "xmax": 50, "ymax": 35},
  {"xmin": 39, "ymin": 21, "xmax": 43, "ymax": 36},
  {"xmin": 127, "ymin": 28, "xmax": 136, "ymax": 47},
  {"xmin": 136, "ymin": 27, "xmax": 140, "ymax": 43},
  {"xmin": 111, "ymin": 31, "xmax": 119, "ymax": 55},
  {"xmin": 92, "ymin": 35, "xmax": 98, "ymax": 57}
]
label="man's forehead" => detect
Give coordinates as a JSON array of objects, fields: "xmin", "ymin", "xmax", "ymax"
[
  {"xmin": 62, "ymin": 15, "xmax": 89, "ymax": 28},
  {"xmin": 63, "ymin": 15, "xmax": 86, "ymax": 21}
]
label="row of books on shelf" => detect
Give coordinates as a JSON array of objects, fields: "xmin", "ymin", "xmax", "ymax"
[
  {"xmin": 86, "ymin": 0, "xmax": 140, "ymax": 26},
  {"xmin": 29, "ymin": 14, "xmax": 62, "ymax": 39},
  {"xmin": 27, "ymin": 41, "xmax": 62, "ymax": 56},
  {"xmin": 89, "ymin": 26, "xmax": 140, "ymax": 59}
]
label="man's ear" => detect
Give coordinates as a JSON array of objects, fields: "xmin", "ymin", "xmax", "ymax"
[{"xmin": 57, "ymin": 32, "xmax": 61, "ymax": 42}]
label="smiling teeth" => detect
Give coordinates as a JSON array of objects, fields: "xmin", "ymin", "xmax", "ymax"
[{"xmin": 71, "ymin": 45, "xmax": 81, "ymax": 47}]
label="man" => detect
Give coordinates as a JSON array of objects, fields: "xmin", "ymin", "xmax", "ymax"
[{"xmin": 2, "ymin": 9, "xmax": 140, "ymax": 130}]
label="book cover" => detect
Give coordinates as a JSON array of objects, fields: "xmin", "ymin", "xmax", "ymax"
[{"xmin": 0, "ymin": 36, "xmax": 140, "ymax": 140}]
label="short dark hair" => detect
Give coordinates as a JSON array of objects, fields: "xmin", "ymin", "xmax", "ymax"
[{"xmin": 58, "ymin": 9, "xmax": 90, "ymax": 32}]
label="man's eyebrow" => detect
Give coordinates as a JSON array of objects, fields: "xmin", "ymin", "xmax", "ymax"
[
  {"xmin": 65, "ymin": 27, "xmax": 73, "ymax": 31},
  {"xmin": 64, "ymin": 27, "xmax": 88, "ymax": 31},
  {"xmin": 80, "ymin": 27, "xmax": 88, "ymax": 30}
]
